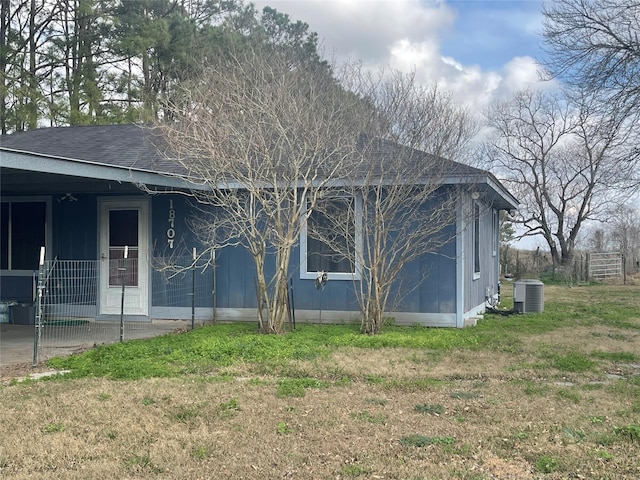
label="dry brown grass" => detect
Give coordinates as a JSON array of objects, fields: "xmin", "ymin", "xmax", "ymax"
[{"xmin": 0, "ymin": 285, "xmax": 639, "ymax": 479}]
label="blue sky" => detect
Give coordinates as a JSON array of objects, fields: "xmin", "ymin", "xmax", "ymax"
[{"xmin": 442, "ymin": 1, "xmax": 545, "ymax": 70}]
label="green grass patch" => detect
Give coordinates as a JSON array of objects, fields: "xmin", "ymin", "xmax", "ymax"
[
  {"xmin": 172, "ymin": 405, "xmax": 202, "ymax": 423},
  {"xmin": 543, "ymin": 350, "xmax": 597, "ymax": 373},
  {"xmin": 510, "ymin": 379, "xmax": 548, "ymax": 395},
  {"xmin": 591, "ymin": 351, "xmax": 639, "ymax": 363},
  {"xmin": 591, "ymin": 449, "xmax": 613, "ymax": 461},
  {"xmin": 341, "ymin": 464, "xmax": 370, "ymax": 477},
  {"xmin": 400, "ymin": 434, "xmax": 455, "ymax": 447},
  {"xmin": 414, "ymin": 403, "xmax": 444, "ymax": 415},
  {"xmin": 534, "ymin": 455, "xmax": 560, "ymax": 473},
  {"xmin": 123, "ymin": 452, "xmax": 163, "ymax": 474},
  {"xmin": 219, "ymin": 397, "xmax": 240, "ymax": 412},
  {"xmin": 556, "ymin": 388, "xmax": 581, "ymax": 404},
  {"xmin": 381, "ymin": 377, "xmax": 446, "ymax": 392},
  {"xmin": 614, "ymin": 424, "xmax": 640, "ymax": 442},
  {"xmin": 276, "ymin": 377, "xmax": 329, "ymax": 398},
  {"xmin": 276, "ymin": 421, "xmax": 292, "ymax": 435},
  {"xmin": 42, "ymin": 422, "xmax": 65, "ymax": 433},
  {"xmin": 191, "ymin": 444, "xmax": 212, "ymax": 460},
  {"xmin": 562, "ymin": 426, "xmax": 586, "ymax": 443}
]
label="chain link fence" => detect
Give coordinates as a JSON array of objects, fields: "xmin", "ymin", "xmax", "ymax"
[{"xmin": 29, "ymin": 256, "xmax": 214, "ymax": 365}]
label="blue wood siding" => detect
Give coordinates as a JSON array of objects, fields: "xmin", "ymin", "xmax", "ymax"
[
  {"xmin": 0, "ymin": 186, "xmax": 476, "ymax": 320},
  {"xmin": 153, "ymin": 192, "xmax": 459, "ymax": 316},
  {"xmin": 463, "ymin": 198, "xmax": 500, "ymax": 312},
  {"xmin": 395, "ymin": 222, "xmax": 457, "ymax": 314},
  {"xmin": 150, "ymin": 195, "xmax": 214, "ymax": 308},
  {"xmin": 53, "ymin": 194, "xmax": 98, "ymax": 260},
  {"xmin": 0, "ymin": 275, "xmax": 34, "ymax": 303}
]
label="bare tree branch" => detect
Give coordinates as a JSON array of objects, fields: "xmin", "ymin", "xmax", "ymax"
[
  {"xmin": 485, "ymin": 88, "xmax": 639, "ymax": 265},
  {"xmin": 315, "ymin": 69, "xmax": 479, "ymax": 334}
]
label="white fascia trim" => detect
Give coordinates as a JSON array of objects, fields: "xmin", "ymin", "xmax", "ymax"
[{"xmin": 1, "ymin": 150, "xmax": 195, "ymax": 190}]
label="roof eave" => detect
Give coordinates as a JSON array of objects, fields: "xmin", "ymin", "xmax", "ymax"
[{"xmin": 0, "ymin": 148, "xmax": 195, "ymax": 190}]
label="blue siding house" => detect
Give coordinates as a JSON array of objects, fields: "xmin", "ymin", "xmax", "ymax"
[{"xmin": 0, "ymin": 124, "xmax": 518, "ymax": 328}]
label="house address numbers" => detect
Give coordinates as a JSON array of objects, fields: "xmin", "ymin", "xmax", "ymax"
[{"xmin": 167, "ymin": 199, "xmax": 176, "ymax": 248}]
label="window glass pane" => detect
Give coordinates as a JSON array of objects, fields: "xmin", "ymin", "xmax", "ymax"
[
  {"xmin": 0, "ymin": 203, "xmax": 8, "ymax": 270},
  {"xmin": 307, "ymin": 198, "xmax": 354, "ymax": 274},
  {"xmin": 108, "ymin": 209, "xmax": 139, "ymax": 286},
  {"xmin": 108, "ymin": 248, "xmax": 139, "ymax": 287},
  {"xmin": 109, "ymin": 210, "xmax": 138, "ymax": 247},
  {"xmin": 474, "ymin": 204, "xmax": 480, "ymax": 274},
  {"xmin": 11, "ymin": 202, "xmax": 46, "ymax": 270}
]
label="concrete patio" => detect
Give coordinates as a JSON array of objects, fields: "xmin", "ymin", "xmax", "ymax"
[{"xmin": 0, "ymin": 320, "xmax": 189, "ymax": 370}]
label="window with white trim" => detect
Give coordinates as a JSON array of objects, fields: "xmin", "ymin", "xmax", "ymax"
[
  {"xmin": 300, "ymin": 196, "xmax": 361, "ymax": 280},
  {"xmin": 492, "ymin": 209, "xmax": 498, "ymax": 257},
  {"xmin": 1, "ymin": 199, "xmax": 47, "ymax": 271},
  {"xmin": 473, "ymin": 202, "xmax": 481, "ymax": 278}
]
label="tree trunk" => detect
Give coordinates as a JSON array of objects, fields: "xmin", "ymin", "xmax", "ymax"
[
  {"xmin": 263, "ymin": 247, "xmax": 291, "ymax": 334},
  {"xmin": 0, "ymin": 0, "xmax": 8, "ymax": 134},
  {"xmin": 27, "ymin": 0, "xmax": 37, "ymax": 129}
]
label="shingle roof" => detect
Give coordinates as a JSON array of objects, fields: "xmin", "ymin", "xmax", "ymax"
[
  {"xmin": 0, "ymin": 124, "xmax": 481, "ymax": 177},
  {"xmin": 0, "ymin": 124, "xmax": 518, "ymax": 209},
  {"xmin": 0, "ymin": 123, "xmax": 185, "ymax": 175},
  {"xmin": 354, "ymin": 133, "xmax": 487, "ymax": 179}
]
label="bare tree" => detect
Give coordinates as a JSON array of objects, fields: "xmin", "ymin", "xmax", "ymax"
[
  {"xmin": 313, "ymin": 70, "xmax": 479, "ymax": 334},
  {"xmin": 339, "ymin": 66, "xmax": 477, "ymax": 161},
  {"xmin": 542, "ymin": 0, "xmax": 640, "ymax": 118},
  {"xmin": 608, "ymin": 203, "xmax": 640, "ymax": 271},
  {"xmin": 155, "ymin": 45, "xmax": 366, "ymax": 334},
  {"xmin": 486, "ymin": 89, "xmax": 639, "ymax": 266},
  {"xmin": 586, "ymin": 228, "xmax": 607, "ymax": 253},
  {"xmin": 499, "ymin": 210, "xmax": 516, "ymax": 276}
]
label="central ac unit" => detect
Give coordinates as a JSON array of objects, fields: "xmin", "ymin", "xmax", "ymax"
[{"xmin": 513, "ymin": 279, "xmax": 544, "ymax": 313}]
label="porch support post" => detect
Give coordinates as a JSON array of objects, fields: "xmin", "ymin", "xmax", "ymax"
[{"xmin": 32, "ymin": 247, "xmax": 46, "ymax": 366}]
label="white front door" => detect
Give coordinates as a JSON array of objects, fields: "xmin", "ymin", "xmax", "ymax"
[{"xmin": 99, "ymin": 199, "xmax": 149, "ymax": 316}]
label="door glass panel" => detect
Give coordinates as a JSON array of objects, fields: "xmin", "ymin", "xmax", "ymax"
[
  {"xmin": 109, "ymin": 210, "xmax": 138, "ymax": 247},
  {"xmin": 108, "ymin": 209, "xmax": 139, "ymax": 286}
]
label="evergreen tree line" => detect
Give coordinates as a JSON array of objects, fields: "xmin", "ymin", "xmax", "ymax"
[{"xmin": 0, "ymin": 0, "xmax": 328, "ymax": 133}]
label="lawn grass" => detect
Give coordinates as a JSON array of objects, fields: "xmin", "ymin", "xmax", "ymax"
[
  {"xmin": 44, "ymin": 282, "xmax": 640, "ymax": 380},
  {"xmin": 1, "ymin": 281, "xmax": 639, "ymax": 479}
]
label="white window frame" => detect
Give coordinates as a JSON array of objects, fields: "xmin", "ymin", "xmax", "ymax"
[
  {"xmin": 300, "ymin": 194, "xmax": 362, "ymax": 281},
  {"xmin": 492, "ymin": 209, "xmax": 498, "ymax": 257},
  {"xmin": 0, "ymin": 196, "xmax": 51, "ymax": 274},
  {"xmin": 473, "ymin": 201, "xmax": 481, "ymax": 280}
]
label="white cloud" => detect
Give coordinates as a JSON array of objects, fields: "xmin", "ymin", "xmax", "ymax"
[
  {"xmin": 252, "ymin": 0, "xmax": 551, "ymax": 116},
  {"xmin": 257, "ymin": 0, "xmax": 455, "ymax": 63},
  {"xmin": 500, "ymin": 56, "xmax": 548, "ymax": 94}
]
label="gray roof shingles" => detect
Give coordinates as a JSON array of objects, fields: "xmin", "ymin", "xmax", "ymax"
[
  {"xmin": 0, "ymin": 124, "xmax": 517, "ymax": 208},
  {"xmin": 1, "ymin": 124, "xmax": 483, "ymax": 178},
  {"xmin": 0, "ymin": 123, "xmax": 185, "ymax": 175}
]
